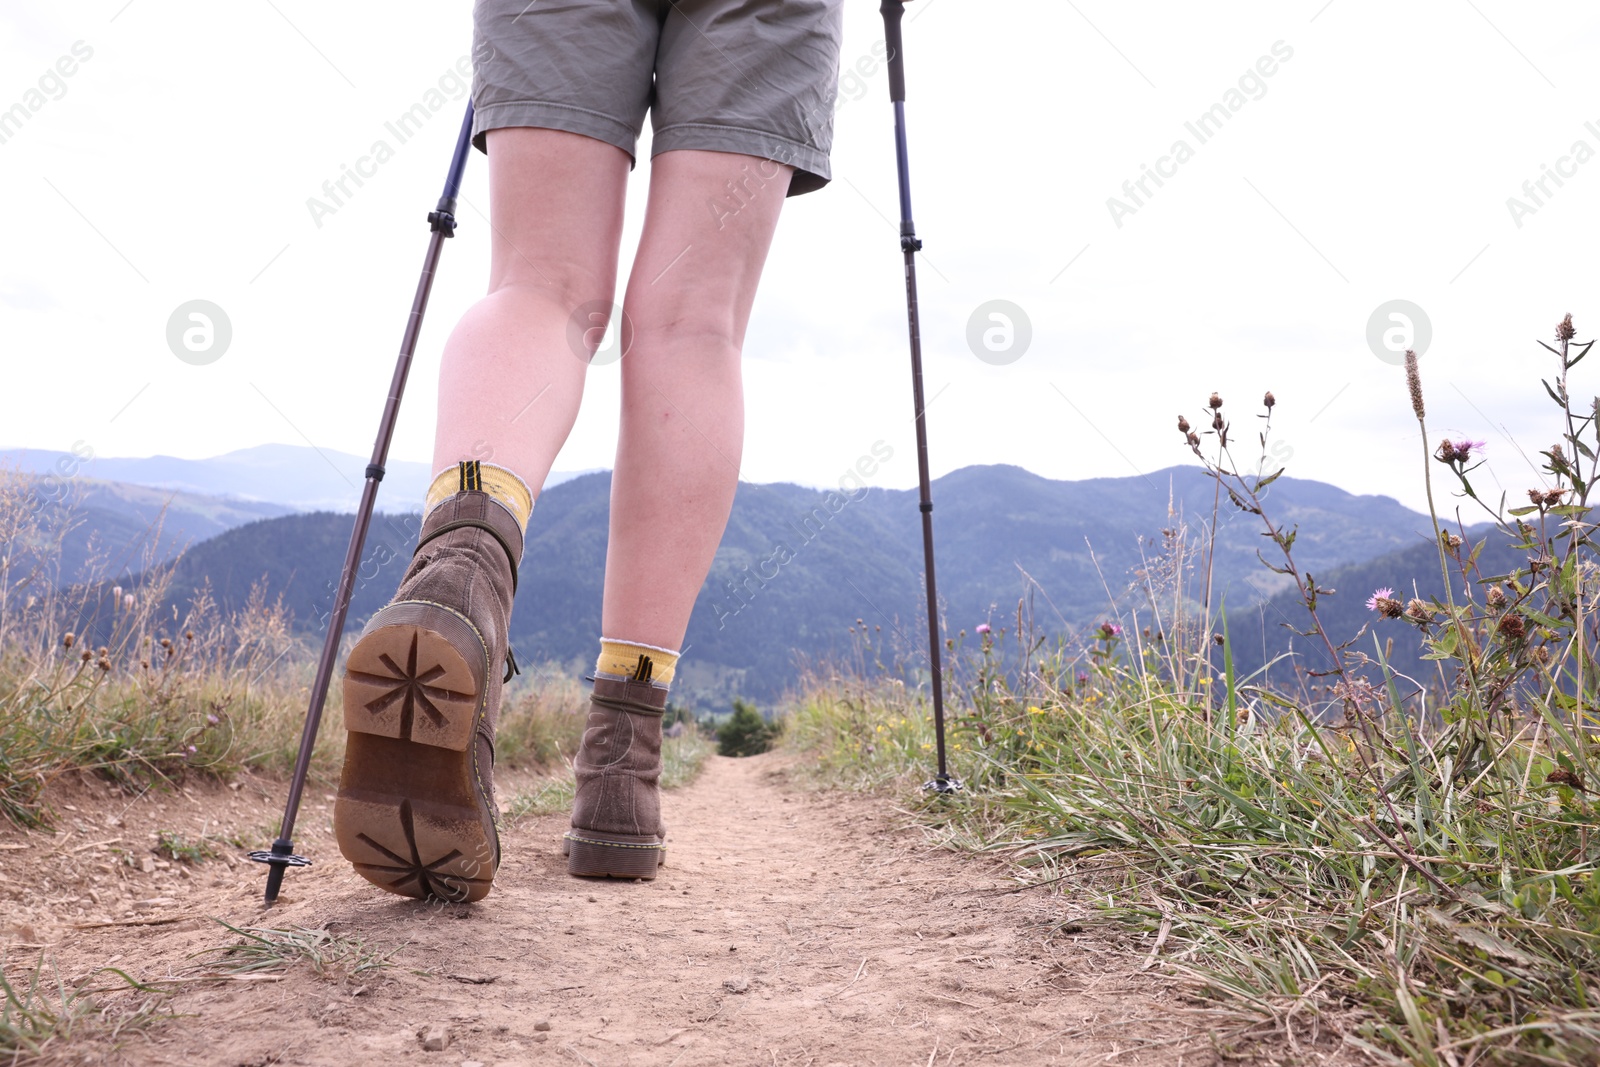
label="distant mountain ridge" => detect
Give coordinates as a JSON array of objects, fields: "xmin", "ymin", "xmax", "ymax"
[
  {"xmin": 1, "ymin": 444, "xmax": 596, "ymax": 514},
  {"xmin": 69, "ymin": 463, "xmax": 1444, "ymax": 713}
]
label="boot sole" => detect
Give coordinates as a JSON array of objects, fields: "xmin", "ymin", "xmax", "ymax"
[
  {"xmin": 563, "ymin": 830, "xmax": 666, "ymax": 880},
  {"xmin": 334, "ymin": 601, "xmax": 498, "ymax": 902}
]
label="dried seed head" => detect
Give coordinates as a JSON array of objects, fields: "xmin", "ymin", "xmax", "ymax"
[
  {"xmin": 1533, "ymin": 644, "xmax": 1551, "ymax": 664},
  {"xmin": 1447, "ymin": 533, "xmax": 1463, "ymax": 550},
  {"xmin": 1177, "ymin": 415, "xmax": 1191, "ymax": 434},
  {"xmin": 1375, "ymin": 597, "xmax": 1404, "ymax": 619},
  {"xmin": 1404, "ymin": 350, "xmax": 1425, "ymax": 420},
  {"xmin": 1544, "ymin": 488, "xmax": 1567, "ymax": 505},
  {"xmin": 1547, "ymin": 768, "xmax": 1585, "ymax": 790},
  {"xmin": 1497, "ymin": 613, "xmax": 1526, "ymax": 640},
  {"xmin": 1405, "ymin": 598, "xmax": 1430, "ymax": 622},
  {"xmin": 184, "ymin": 630, "xmax": 194, "ymax": 642},
  {"xmin": 159, "ymin": 637, "xmax": 171, "ymax": 649},
  {"xmin": 1186, "ymin": 431, "xmax": 1201, "ymax": 448},
  {"xmin": 122, "ymin": 594, "xmax": 134, "ymax": 611},
  {"xmin": 97, "ymin": 657, "xmax": 111, "ymax": 672},
  {"xmin": 140, "ymin": 659, "xmax": 149, "ymax": 669},
  {"xmin": 1436, "ymin": 439, "xmax": 1458, "ymax": 463},
  {"xmin": 1551, "ymin": 443, "xmax": 1566, "ymax": 462},
  {"xmin": 112, "ymin": 585, "xmax": 122, "ymax": 599},
  {"xmin": 1528, "ymin": 488, "xmax": 1547, "ymax": 505},
  {"xmin": 1208, "ymin": 392, "xmax": 1223, "ymax": 410},
  {"xmin": 79, "ymin": 649, "xmax": 92, "ymax": 662},
  {"xmin": 62, "ymin": 632, "xmax": 75, "ymax": 649},
  {"xmin": 97, "ymin": 646, "xmax": 107, "ymax": 658},
  {"xmin": 1557, "ymin": 314, "xmax": 1576, "ymax": 342},
  {"xmin": 1213, "ymin": 633, "xmax": 1226, "ymax": 646},
  {"xmin": 1486, "ymin": 585, "xmax": 1507, "ymax": 610},
  {"xmin": 1263, "ymin": 391, "xmax": 1276, "ymax": 410},
  {"xmin": 1212, "ymin": 412, "xmax": 1224, "ymax": 431}
]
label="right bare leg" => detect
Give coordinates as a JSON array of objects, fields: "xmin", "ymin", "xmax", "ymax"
[{"xmin": 431, "ymin": 127, "xmax": 631, "ymax": 490}]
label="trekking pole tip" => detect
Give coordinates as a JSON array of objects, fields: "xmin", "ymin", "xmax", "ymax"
[{"xmin": 249, "ymin": 838, "xmax": 312, "ymax": 905}]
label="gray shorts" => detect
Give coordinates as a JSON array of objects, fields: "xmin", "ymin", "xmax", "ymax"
[{"xmin": 471, "ymin": 0, "xmax": 845, "ymax": 196}]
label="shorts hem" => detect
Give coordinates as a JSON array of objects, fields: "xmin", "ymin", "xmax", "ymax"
[
  {"xmin": 472, "ymin": 100, "xmax": 639, "ymax": 165},
  {"xmin": 652, "ymin": 122, "xmax": 831, "ymax": 196}
]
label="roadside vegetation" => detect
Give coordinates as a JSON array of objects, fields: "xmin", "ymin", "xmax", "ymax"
[
  {"xmin": 791, "ymin": 316, "xmax": 1600, "ymax": 1065},
  {"xmin": 0, "ymin": 472, "xmax": 605, "ymax": 831}
]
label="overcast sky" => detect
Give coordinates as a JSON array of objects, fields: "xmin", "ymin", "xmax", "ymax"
[{"xmin": 5, "ymin": 1, "xmax": 1600, "ymax": 517}]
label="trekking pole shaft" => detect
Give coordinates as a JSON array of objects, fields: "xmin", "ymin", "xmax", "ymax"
[
  {"xmin": 880, "ymin": 0, "xmax": 949, "ymax": 785},
  {"xmin": 262, "ymin": 103, "xmax": 475, "ymax": 902},
  {"xmin": 904, "ymin": 247, "xmax": 949, "ymax": 783}
]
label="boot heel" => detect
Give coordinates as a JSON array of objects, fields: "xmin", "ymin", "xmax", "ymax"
[
  {"xmin": 341, "ymin": 600, "xmax": 487, "ymax": 750},
  {"xmin": 564, "ymin": 831, "xmax": 665, "ymax": 879}
]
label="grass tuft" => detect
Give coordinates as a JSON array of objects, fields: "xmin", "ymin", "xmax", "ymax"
[
  {"xmin": 1, "ymin": 955, "xmax": 166, "ymax": 1061},
  {"xmin": 190, "ymin": 920, "xmax": 392, "ymax": 981}
]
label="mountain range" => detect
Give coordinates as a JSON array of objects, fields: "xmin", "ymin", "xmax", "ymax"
[
  {"xmin": 2, "ymin": 444, "xmax": 594, "ymax": 515},
  {"xmin": 46, "ymin": 460, "xmax": 1454, "ymax": 712}
]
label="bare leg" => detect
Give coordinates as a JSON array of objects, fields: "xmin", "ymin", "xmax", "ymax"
[
  {"xmin": 431, "ymin": 128, "xmax": 631, "ymax": 490},
  {"xmin": 602, "ymin": 150, "xmax": 793, "ymax": 648}
]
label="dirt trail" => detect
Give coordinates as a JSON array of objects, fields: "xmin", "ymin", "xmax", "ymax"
[{"xmin": 3, "ymin": 756, "xmax": 1222, "ymax": 1066}]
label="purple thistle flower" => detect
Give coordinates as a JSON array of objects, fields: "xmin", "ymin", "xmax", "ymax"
[
  {"xmin": 1366, "ymin": 587, "xmax": 1395, "ymax": 612},
  {"xmin": 975, "ymin": 623, "xmax": 991, "ymax": 635},
  {"xmin": 1098, "ymin": 621, "xmax": 1123, "ymax": 638},
  {"xmin": 1454, "ymin": 439, "xmax": 1486, "ymax": 460}
]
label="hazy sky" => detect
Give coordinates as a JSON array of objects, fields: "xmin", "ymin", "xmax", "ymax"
[{"xmin": 5, "ymin": 1, "xmax": 1600, "ymax": 517}]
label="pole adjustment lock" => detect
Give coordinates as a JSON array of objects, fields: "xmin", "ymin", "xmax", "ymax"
[{"xmin": 427, "ymin": 210, "xmax": 458, "ymax": 236}]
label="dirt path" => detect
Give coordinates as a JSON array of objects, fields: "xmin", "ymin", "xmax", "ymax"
[{"xmin": 3, "ymin": 756, "xmax": 1229, "ymax": 1066}]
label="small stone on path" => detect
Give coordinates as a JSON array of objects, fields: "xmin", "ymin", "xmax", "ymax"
[
  {"xmin": 419, "ymin": 1024, "xmax": 451, "ymax": 1051},
  {"xmin": 723, "ymin": 977, "xmax": 750, "ymax": 994}
]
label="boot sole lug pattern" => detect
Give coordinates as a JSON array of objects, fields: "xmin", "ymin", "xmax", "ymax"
[
  {"xmin": 335, "ymin": 601, "xmax": 497, "ymax": 902},
  {"xmin": 563, "ymin": 831, "xmax": 666, "ymax": 879}
]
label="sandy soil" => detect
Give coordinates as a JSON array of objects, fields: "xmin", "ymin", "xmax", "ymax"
[{"xmin": 0, "ymin": 755, "xmax": 1314, "ymax": 1066}]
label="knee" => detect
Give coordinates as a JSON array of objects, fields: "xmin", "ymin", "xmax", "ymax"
[
  {"xmin": 487, "ymin": 261, "xmax": 617, "ymax": 320},
  {"xmin": 626, "ymin": 298, "xmax": 742, "ymax": 357}
]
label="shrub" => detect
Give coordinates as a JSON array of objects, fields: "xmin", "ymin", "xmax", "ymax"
[{"xmin": 716, "ymin": 698, "xmax": 779, "ymax": 757}]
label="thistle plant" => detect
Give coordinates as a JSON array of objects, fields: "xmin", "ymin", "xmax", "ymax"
[{"xmin": 1382, "ymin": 316, "xmax": 1600, "ymax": 791}]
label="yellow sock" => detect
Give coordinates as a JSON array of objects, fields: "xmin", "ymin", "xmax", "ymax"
[
  {"xmin": 425, "ymin": 460, "xmax": 534, "ymax": 530},
  {"xmin": 596, "ymin": 638, "xmax": 679, "ymax": 687}
]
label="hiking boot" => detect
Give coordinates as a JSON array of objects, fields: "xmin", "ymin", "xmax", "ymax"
[
  {"xmin": 334, "ymin": 491, "xmax": 522, "ymax": 902},
  {"xmin": 564, "ymin": 676, "xmax": 667, "ymax": 879}
]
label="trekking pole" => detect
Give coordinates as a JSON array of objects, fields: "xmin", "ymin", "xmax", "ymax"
[
  {"xmin": 880, "ymin": 0, "xmax": 957, "ymax": 795},
  {"xmin": 251, "ymin": 103, "xmax": 477, "ymax": 903}
]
